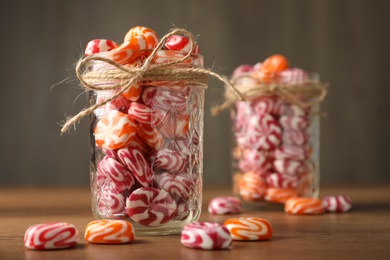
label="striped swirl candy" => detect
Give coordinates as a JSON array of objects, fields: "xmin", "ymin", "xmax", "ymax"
[
  {"xmin": 285, "ymin": 197, "xmax": 325, "ymax": 215},
  {"xmin": 264, "ymin": 188, "xmax": 298, "ymax": 203},
  {"xmin": 208, "ymin": 196, "xmax": 242, "ymax": 215},
  {"xmin": 128, "ymin": 102, "xmax": 156, "ymax": 124},
  {"xmin": 223, "ymin": 217, "xmax": 272, "ymax": 241},
  {"xmin": 274, "ymin": 145, "xmax": 307, "ymax": 161},
  {"xmin": 181, "ymin": 222, "xmax": 232, "ymax": 250},
  {"xmin": 282, "ymin": 130, "xmax": 309, "ymax": 146},
  {"xmin": 98, "ymin": 186, "xmax": 126, "ymax": 217},
  {"xmin": 85, "ymin": 220, "xmax": 134, "ymax": 244},
  {"xmin": 85, "ymin": 39, "xmax": 118, "ymax": 56},
  {"xmin": 124, "ymin": 26, "xmax": 158, "ymax": 49},
  {"xmin": 24, "ymin": 222, "xmax": 78, "ymax": 250},
  {"xmin": 136, "ymin": 123, "xmax": 164, "ymax": 150},
  {"xmin": 151, "ymin": 148, "xmax": 187, "ymax": 174},
  {"xmin": 322, "ymin": 195, "xmax": 352, "ymax": 213},
  {"xmin": 117, "ymin": 146, "xmax": 153, "ymax": 187},
  {"xmin": 97, "ymin": 156, "xmax": 135, "ymax": 192},
  {"xmin": 94, "ymin": 110, "xmax": 137, "ymax": 150},
  {"xmin": 238, "ymin": 171, "xmax": 267, "ymax": 201},
  {"xmin": 154, "ymin": 172, "xmax": 194, "ymax": 201},
  {"xmin": 238, "ymin": 149, "xmax": 271, "ymax": 173},
  {"xmin": 273, "ymin": 159, "xmax": 305, "ymax": 175},
  {"xmin": 279, "ymin": 115, "xmax": 309, "ymax": 130},
  {"xmin": 165, "ymin": 35, "xmax": 200, "ymax": 54},
  {"xmin": 266, "ymin": 173, "xmax": 299, "ymax": 189},
  {"xmin": 126, "ymin": 187, "xmax": 177, "ymax": 227},
  {"xmin": 106, "ymin": 35, "xmax": 148, "ymax": 65}
]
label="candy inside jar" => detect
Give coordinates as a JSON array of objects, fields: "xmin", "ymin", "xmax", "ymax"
[
  {"xmin": 85, "ymin": 26, "xmax": 206, "ymax": 235},
  {"xmin": 228, "ymin": 54, "xmax": 327, "ymax": 209}
]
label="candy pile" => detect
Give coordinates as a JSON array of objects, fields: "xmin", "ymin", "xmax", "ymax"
[
  {"xmin": 284, "ymin": 195, "xmax": 352, "ymax": 215},
  {"xmin": 86, "ymin": 26, "xmax": 205, "ymax": 229},
  {"xmin": 231, "ymin": 54, "xmax": 319, "ymax": 205}
]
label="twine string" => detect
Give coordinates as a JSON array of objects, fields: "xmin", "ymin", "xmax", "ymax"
[{"xmin": 61, "ymin": 28, "xmax": 244, "ymax": 133}]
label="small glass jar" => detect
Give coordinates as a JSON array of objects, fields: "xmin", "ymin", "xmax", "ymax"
[
  {"xmin": 88, "ymin": 51, "xmax": 206, "ymax": 235},
  {"xmin": 230, "ymin": 69, "xmax": 324, "ymax": 209}
]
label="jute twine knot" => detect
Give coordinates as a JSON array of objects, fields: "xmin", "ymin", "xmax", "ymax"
[
  {"xmin": 61, "ymin": 28, "xmax": 245, "ymax": 134},
  {"xmin": 210, "ymin": 74, "xmax": 328, "ymax": 115}
]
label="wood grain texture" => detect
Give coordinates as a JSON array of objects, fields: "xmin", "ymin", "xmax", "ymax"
[{"xmin": 0, "ymin": 185, "xmax": 389, "ymax": 259}]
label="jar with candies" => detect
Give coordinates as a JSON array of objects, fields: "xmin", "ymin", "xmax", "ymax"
[
  {"xmin": 79, "ymin": 27, "xmax": 206, "ymax": 235},
  {"xmin": 227, "ymin": 54, "xmax": 327, "ymax": 209}
]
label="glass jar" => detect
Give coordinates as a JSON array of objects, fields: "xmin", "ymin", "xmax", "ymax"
[
  {"xmin": 230, "ymin": 69, "xmax": 324, "ymax": 209},
  {"xmin": 88, "ymin": 51, "xmax": 206, "ymax": 235}
]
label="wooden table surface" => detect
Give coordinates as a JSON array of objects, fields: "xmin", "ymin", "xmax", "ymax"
[{"xmin": 1, "ymin": 185, "xmax": 389, "ymax": 260}]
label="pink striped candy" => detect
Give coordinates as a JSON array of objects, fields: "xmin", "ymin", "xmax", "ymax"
[
  {"xmin": 252, "ymin": 97, "xmax": 284, "ymax": 115},
  {"xmin": 127, "ymin": 102, "xmax": 155, "ymax": 124},
  {"xmin": 117, "ymin": 146, "xmax": 153, "ymax": 187},
  {"xmin": 238, "ymin": 149, "xmax": 271, "ymax": 173},
  {"xmin": 98, "ymin": 156, "xmax": 135, "ymax": 192},
  {"xmin": 126, "ymin": 187, "xmax": 177, "ymax": 227},
  {"xmin": 153, "ymin": 50, "xmax": 194, "ymax": 65},
  {"xmin": 240, "ymin": 113, "xmax": 282, "ymax": 150},
  {"xmin": 266, "ymin": 173, "xmax": 299, "ymax": 189},
  {"xmin": 322, "ymin": 195, "xmax": 352, "ymax": 213},
  {"xmin": 181, "ymin": 222, "xmax": 232, "ymax": 250},
  {"xmin": 98, "ymin": 186, "xmax": 126, "ymax": 217},
  {"xmin": 136, "ymin": 123, "xmax": 164, "ymax": 150},
  {"xmin": 24, "ymin": 222, "xmax": 78, "ymax": 250},
  {"xmin": 208, "ymin": 196, "xmax": 242, "ymax": 215},
  {"xmin": 85, "ymin": 39, "xmax": 118, "ymax": 56},
  {"xmin": 279, "ymin": 115, "xmax": 309, "ymax": 130},
  {"xmin": 142, "ymin": 86, "xmax": 188, "ymax": 111},
  {"xmin": 173, "ymin": 200, "xmax": 190, "ymax": 220},
  {"xmin": 165, "ymin": 35, "xmax": 200, "ymax": 54},
  {"xmin": 278, "ymin": 68, "xmax": 309, "ymax": 85},
  {"xmin": 280, "ymin": 103, "xmax": 308, "ymax": 117},
  {"xmin": 273, "ymin": 145, "xmax": 307, "ymax": 161},
  {"xmin": 273, "ymin": 159, "xmax": 305, "ymax": 175},
  {"xmin": 282, "ymin": 130, "xmax": 309, "ymax": 146},
  {"xmin": 151, "ymin": 148, "xmax": 187, "ymax": 174},
  {"xmin": 158, "ymin": 112, "xmax": 189, "ymax": 138},
  {"xmin": 154, "ymin": 172, "xmax": 194, "ymax": 201},
  {"xmin": 232, "ymin": 64, "xmax": 254, "ymax": 77}
]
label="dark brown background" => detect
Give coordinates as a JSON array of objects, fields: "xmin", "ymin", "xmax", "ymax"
[{"xmin": 1, "ymin": 0, "xmax": 389, "ymax": 187}]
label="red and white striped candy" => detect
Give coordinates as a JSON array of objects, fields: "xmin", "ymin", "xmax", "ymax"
[
  {"xmin": 98, "ymin": 156, "xmax": 135, "ymax": 192},
  {"xmin": 273, "ymin": 159, "xmax": 305, "ymax": 175},
  {"xmin": 238, "ymin": 149, "xmax": 271, "ymax": 173},
  {"xmin": 208, "ymin": 196, "xmax": 242, "ymax": 215},
  {"xmin": 282, "ymin": 130, "xmax": 309, "ymax": 146},
  {"xmin": 153, "ymin": 50, "xmax": 194, "ymax": 65},
  {"xmin": 117, "ymin": 146, "xmax": 153, "ymax": 187},
  {"xmin": 322, "ymin": 195, "xmax": 352, "ymax": 213},
  {"xmin": 124, "ymin": 26, "xmax": 158, "ymax": 49},
  {"xmin": 142, "ymin": 86, "xmax": 188, "ymax": 111},
  {"xmin": 278, "ymin": 67, "xmax": 309, "ymax": 85},
  {"xmin": 126, "ymin": 187, "xmax": 177, "ymax": 227},
  {"xmin": 181, "ymin": 222, "xmax": 232, "ymax": 250},
  {"xmin": 95, "ymin": 91, "xmax": 131, "ymax": 115},
  {"xmin": 279, "ymin": 115, "xmax": 309, "ymax": 130},
  {"xmin": 151, "ymin": 148, "xmax": 186, "ymax": 174},
  {"xmin": 223, "ymin": 217, "xmax": 272, "ymax": 241},
  {"xmin": 273, "ymin": 145, "xmax": 307, "ymax": 161},
  {"xmin": 85, "ymin": 39, "xmax": 118, "ymax": 56},
  {"xmin": 158, "ymin": 112, "xmax": 190, "ymax": 138},
  {"xmin": 280, "ymin": 103, "xmax": 308, "ymax": 117},
  {"xmin": 85, "ymin": 220, "xmax": 134, "ymax": 244},
  {"xmin": 126, "ymin": 134, "xmax": 150, "ymax": 155},
  {"xmin": 128, "ymin": 102, "xmax": 155, "ymax": 124},
  {"xmin": 252, "ymin": 96, "xmax": 284, "ymax": 115},
  {"xmin": 136, "ymin": 123, "xmax": 164, "ymax": 150},
  {"xmin": 266, "ymin": 173, "xmax": 299, "ymax": 189},
  {"xmin": 155, "ymin": 172, "xmax": 194, "ymax": 201},
  {"xmin": 240, "ymin": 113, "xmax": 282, "ymax": 150},
  {"xmin": 98, "ymin": 186, "xmax": 126, "ymax": 217},
  {"xmin": 24, "ymin": 223, "xmax": 78, "ymax": 250},
  {"xmin": 173, "ymin": 200, "xmax": 190, "ymax": 220},
  {"xmin": 165, "ymin": 35, "xmax": 200, "ymax": 54}
]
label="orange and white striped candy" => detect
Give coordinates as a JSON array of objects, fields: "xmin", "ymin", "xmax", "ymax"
[
  {"xmin": 237, "ymin": 171, "xmax": 267, "ymax": 201},
  {"xmin": 255, "ymin": 54, "xmax": 289, "ymax": 83},
  {"xmin": 85, "ymin": 220, "xmax": 135, "ymax": 244},
  {"xmin": 153, "ymin": 50, "xmax": 194, "ymax": 65},
  {"xmin": 285, "ymin": 197, "xmax": 325, "ymax": 215},
  {"xmin": 124, "ymin": 26, "xmax": 159, "ymax": 49},
  {"xmin": 223, "ymin": 217, "xmax": 272, "ymax": 241},
  {"xmin": 264, "ymin": 187, "xmax": 298, "ymax": 203},
  {"xmin": 137, "ymin": 123, "xmax": 164, "ymax": 150},
  {"xmin": 106, "ymin": 35, "xmax": 148, "ymax": 65},
  {"xmin": 94, "ymin": 110, "xmax": 137, "ymax": 150},
  {"xmin": 122, "ymin": 82, "xmax": 141, "ymax": 101}
]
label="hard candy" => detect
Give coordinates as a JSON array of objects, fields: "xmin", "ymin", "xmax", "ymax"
[
  {"xmin": 165, "ymin": 35, "xmax": 200, "ymax": 54},
  {"xmin": 84, "ymin": 220, "xmax": 134, "ymax": 244},
  {"xmin": 154, "ymin": 172, "xmax": 194, "ymax": 201},
  {"xmin": 85, "ymin": 39, "xmax": 118, "ymax": 56},
  {"xmin": 266, "ymin": 172, "xmax": 299, "ymax": 189},
  {"xmin": 264, "ymin": 187, "xmax": 298, "ymax": 203},
  {"xmin": 151, "ymin": 148, "xmax": 187, "ymax": 174},
  {"xmin": 97, "ymin": 156, "xmax": 135, "ymax": 192},
  {"xmin": 208, "ymin": 196, "xmax": 242, "ymax": 215},
  {"xmin": 322, "ymin": 195, "xmax": 352, "ymax": 213},
  {"xmin": 124, "ymin": 26, "xmax": 158, "ymax": 49},
  {"xmin": 238, "ymin": 171, "xmax": 267, "ymax": 201},
  {"xmin": 223, "ymin": 217, "xmax": 272, "ymax": 241},
  {"xmin": 285, "ymin": 197, "xmax": 325, "ymax": 215}
]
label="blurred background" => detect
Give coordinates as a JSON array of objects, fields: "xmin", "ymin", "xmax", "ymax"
[{"xmin": 1, "ymin": 0, "xmax": 389, "ymax": 187}]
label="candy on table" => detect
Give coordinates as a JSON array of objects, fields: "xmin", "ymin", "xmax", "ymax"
[
  {"xmin": 266, "ymin": 172, "xmax": 300, "ymax": 189},
  {"xmin": 151, "ymin": 148, "xmax": 187, "ymax": 174},
  {"xmin": 285, "ymin": 197, "xmax": 325, "ymax": 215},
  {"xmin": 24, "ymin": 222, "xmax": 79, "ymax": 250},
  {"xmin": 85, "ymin": 220, "xmax": 134, "ymax": 244},
  {"xmin": 85, "ymin": 39, "xmax": 118, "ymax": 56},
  {"xmin": 223, "ymin": 217, "xmax": 272, "ymax": 241},
  {"xmin": 238, "ymin": 171, "xmax": 267, "ymax": 201},
  {"xmin": 98, "ymin": 186, "xmax": 126, "ymax": 217},
  {"xmin": 94, "ymin": 110, "xmax": 137, "ymax": 150},
  {"xmin": 126, "ymin": 187, "xmax": 177, "ymax": 227},
  {"xmin": 254, "ymin": 54, "xmax": 289, "ymax": 83},
  {"xmin": 165, "ymin": 35, "xmax": 200, "ymax": 54},
  {"xmin": 322, "ymin": 195, "xmax": 352, "ymax": 213},
  {"xmin": 124, "ymin": 26, "xmax": 158, "ymax": 49},
  {"xmin": 282, "ymin": 130, "xmax": 309, "ymax": 146},
  {"xmin": 208, "ymin": 196, "xmax": 242, "ymax": 215},
  {"xmin": 136, "ymin": 123, "xmax": 165, "ymax": 150},
  {"xmin": 278, "ymin": 67, "xmax": 309, "ymax": 85},
  {"xmin": 273, "ymin": 145, "xmax": 307, "ymax": 161},
  {"xmin": 273, "ymin": 159, "xmax": 305, "ymax": 175},
  {"xmin": 264, "ymin": 187, "xmax": 298, "ymax": 203},
  {"xmin": 181, "ymin": 222, "xmax": 232, "ymax": 250},
  {"xmin": 279, "ymin": 115, "xmax": 310, "ymax": 130},
  {"xmin": 117, "ymin": 146, "xmax": 153, "ymax": 187},
  {"xmin": 154, "ymin": 172, "xmax": 194, "ymax": 201},
  {"xmin": 97, "ymin": 156, "xmax": 135, "ymax": 192}
]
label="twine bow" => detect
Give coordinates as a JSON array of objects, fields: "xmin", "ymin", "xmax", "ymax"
[{"xmin": 61, "ymin": 28, "xmax": 244, "ymax": 133}]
